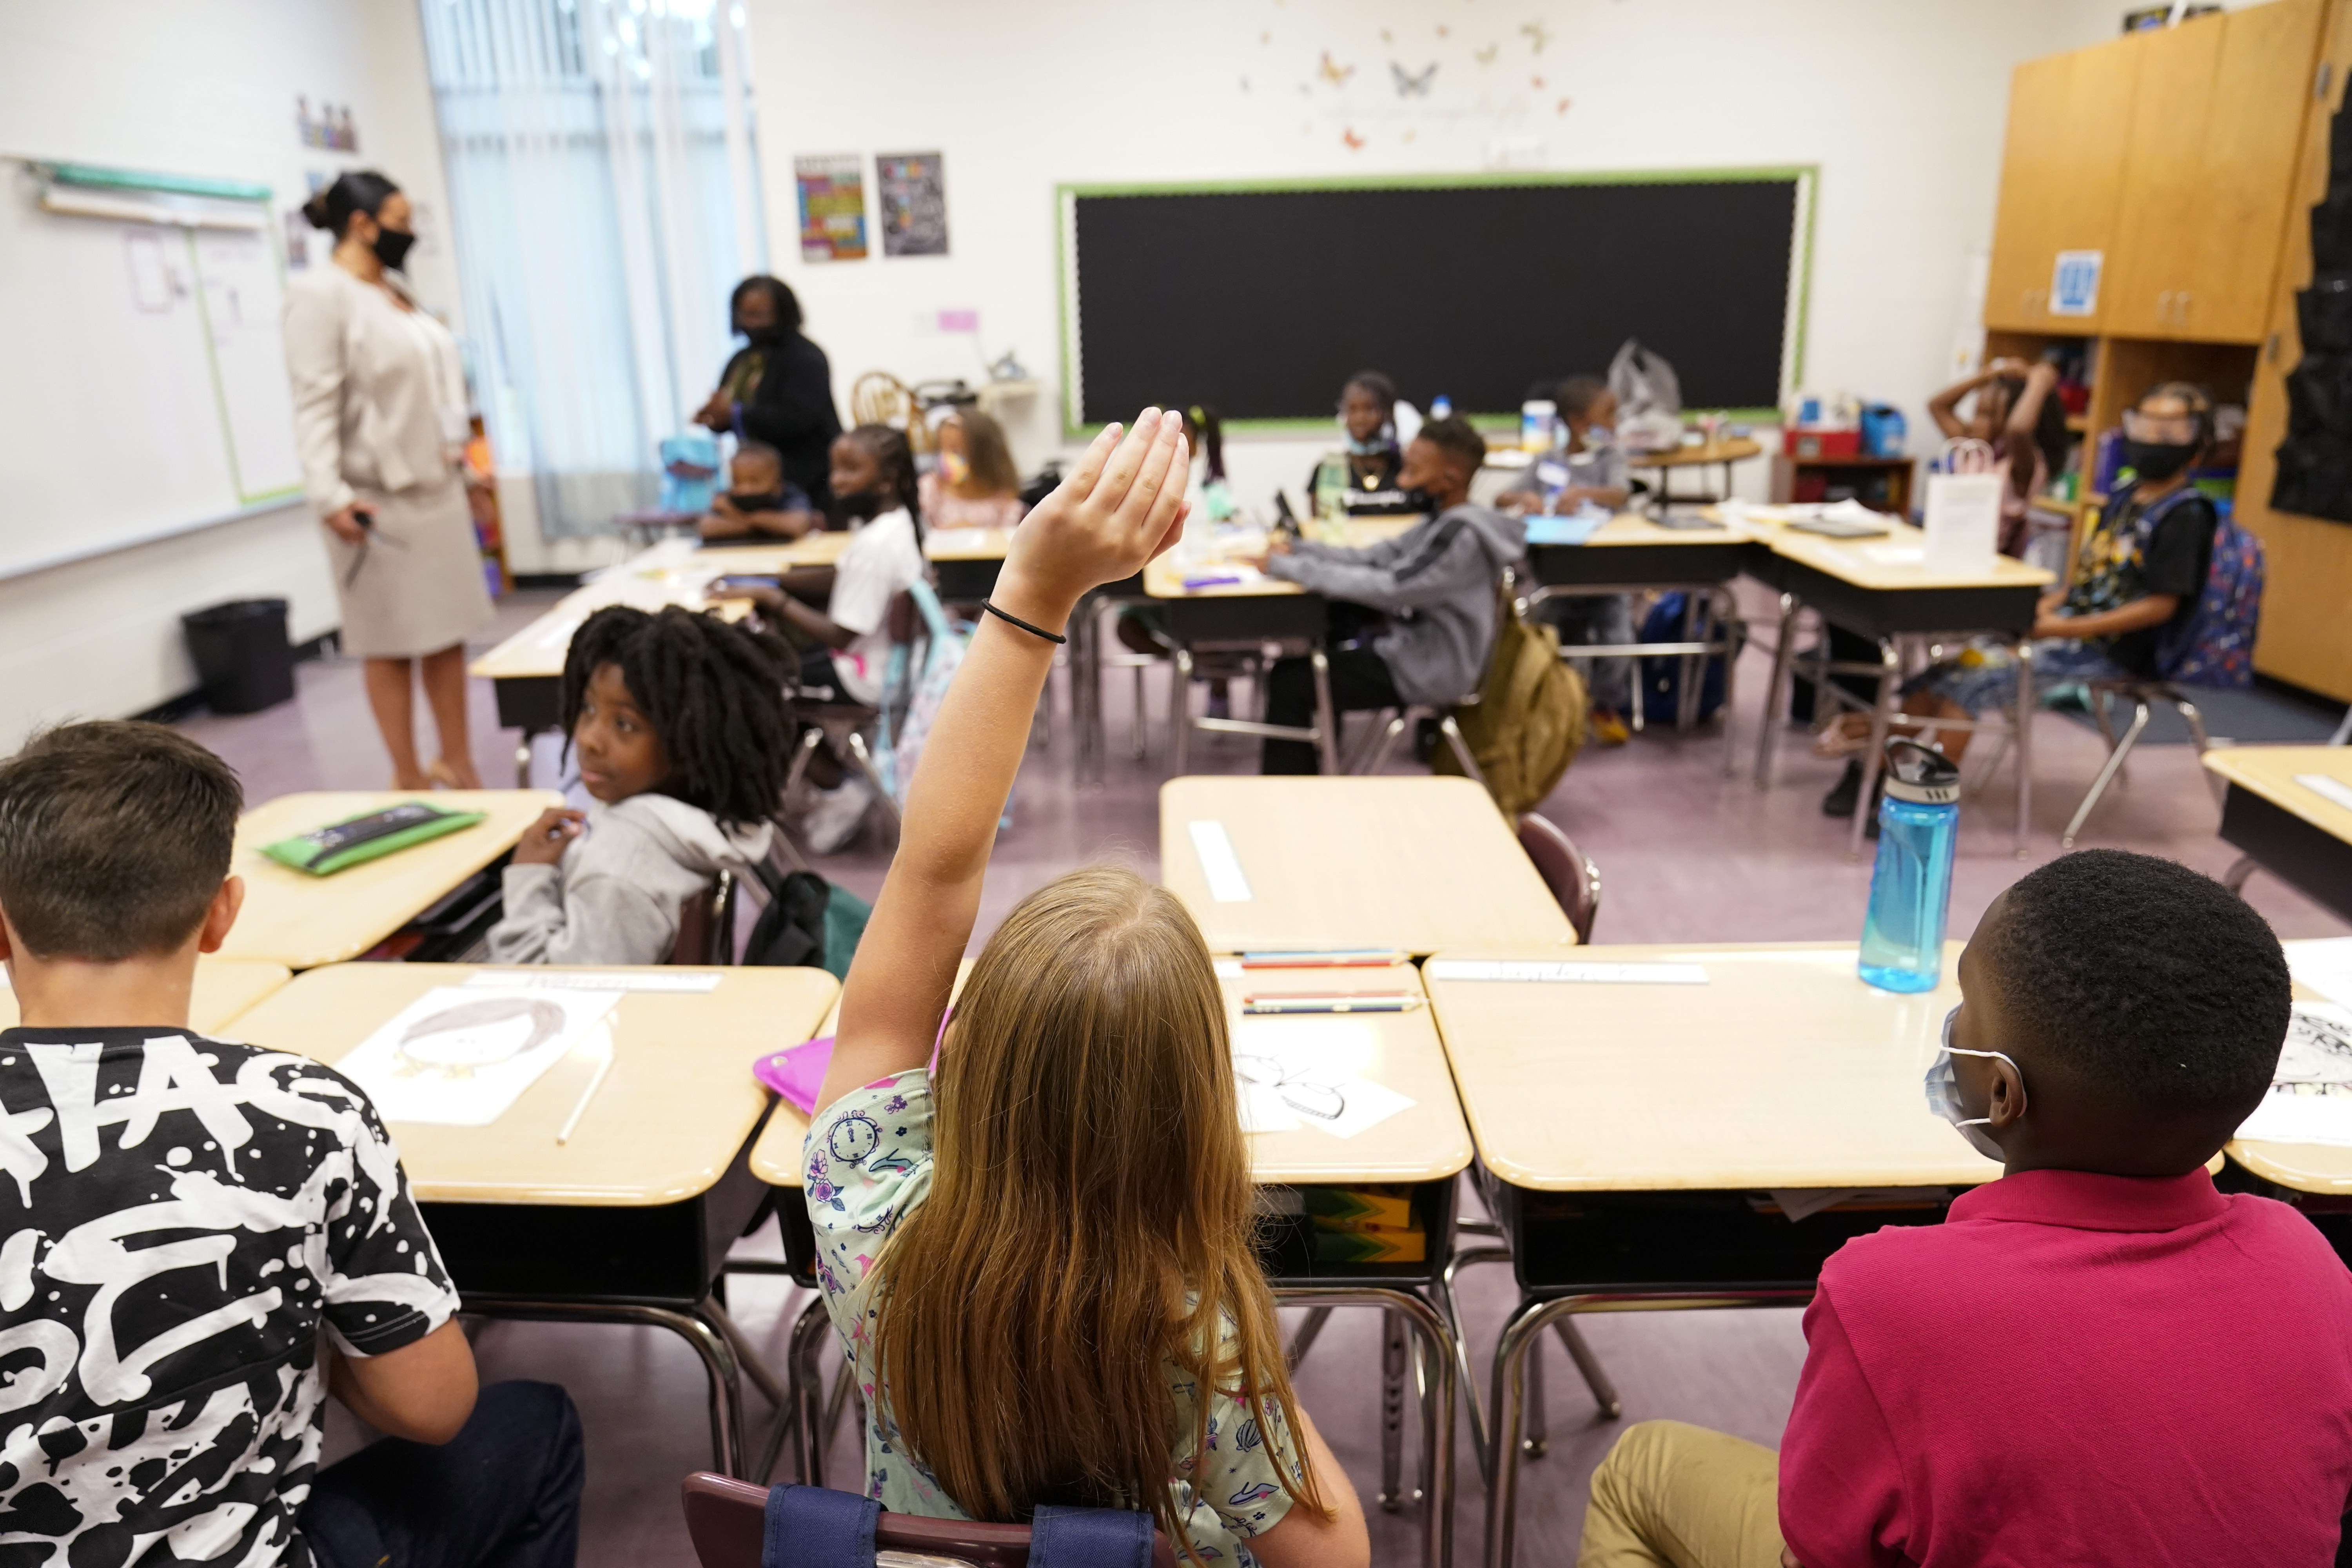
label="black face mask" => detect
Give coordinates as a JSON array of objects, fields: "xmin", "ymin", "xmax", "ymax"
[
  {"xmin": 1401, "ymin": 486, "xmax": 1437, "ymax": 513},
  {"xmin": 833, "ymin": 488, "xmax": 886, "ymax": 523},
  {"xmin": 738, "ymin": 321, "xmax": 788, "ymax": 347},
  {"xmin": 2123, "ymin": 439, "xmax": 2199, "ymax": 484},
  {"xmin": 371, "ymin": 224, "xmax": 416, "ymax": 272}
]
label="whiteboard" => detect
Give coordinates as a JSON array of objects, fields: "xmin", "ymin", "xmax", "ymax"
[{"xmin": 0, "ymin": 169, "xmax": 304, "ymax": 581}]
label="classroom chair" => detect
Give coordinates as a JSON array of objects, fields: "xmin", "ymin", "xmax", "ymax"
[
  {"xmin": 1350, "ymin": 701, "xmax": 1487, "ymax": 786},
  {"xmin": 1514, "ymin": 814, "xmax": 1602, "ymax": 943},
  {"xmin": 682, "ymin": 1474, "xmax": 1183, "ymax": 1568},
  {"xmin": 1169, "ymin": 644, "xmax": 1342, "ymax": 775},
  {"xmin": 669, "ymin": 872, "xmax": 737, "ymax": 965},
  {"xmin": 2058, "ymin": 679, "xmax": 2225, "ymax": 849},
  {"xmin": 848, "ymin": 371, "xmax": 931, "ymax": 454}
]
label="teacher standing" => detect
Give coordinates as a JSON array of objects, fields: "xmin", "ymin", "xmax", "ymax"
[
  {"xmin": 693, "ymin": 275, "xmax": 842, "ymax": 511},
  {"xmin": 285, "ymin": 171, "xmax": 494, "ymax": 790}
]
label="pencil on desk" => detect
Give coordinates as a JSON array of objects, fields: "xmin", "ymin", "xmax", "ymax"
[
  {"xmin": 555, "ymin": 1053, "xmax": 614, "ymax": 1145},
  {"xmin": 1241, "ymin": 992, "xmax": 1423, "ymax": 1014}
]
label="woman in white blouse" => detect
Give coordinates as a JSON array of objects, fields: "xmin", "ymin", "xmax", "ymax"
[{"xmin": 284, "ymin": 171, "xmax": 495, "ymax": 789}]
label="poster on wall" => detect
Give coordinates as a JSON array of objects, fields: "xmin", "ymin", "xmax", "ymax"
[
  {"xmin": 796, "ymin": 154, "xmax": 869, "ymax": 262},
  {"xmin": 877, "ymin": 152, "xmax": 948, "ymax": 258}
]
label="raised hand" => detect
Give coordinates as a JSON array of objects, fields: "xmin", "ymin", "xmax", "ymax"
[{"xmin": 997, "ymin": 408, "xmax": 1191, "ymax": 621}]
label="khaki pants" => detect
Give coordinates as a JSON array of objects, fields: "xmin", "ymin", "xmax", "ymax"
[{"xmin": 1577, "ymin": 1421, "xmax": 1785, "ymax": 1568}]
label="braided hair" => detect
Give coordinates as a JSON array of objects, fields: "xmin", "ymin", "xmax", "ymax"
[
  {"xmin": 843, "ymin": 423, "xmax": 924, "ymax": 542},
  {"xmin": 559, "ymin": 605, "xmax": 793, "ymax": 829}
]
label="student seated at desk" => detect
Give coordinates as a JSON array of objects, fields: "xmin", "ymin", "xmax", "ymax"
[
  {"xmin": 0, "ymin": 721, "xmax": 584, "ymax": 1568},
  {"xmin": 1499, "ymin": 374, "xmax": 1635, "ymax": 743},
  {"xmin": 699, "ymin": 439, "xmax": 824, "ymax": 542},
  {"xmin": 806, "ymin": 408, "xmax": 1369, "ymax": 1568},
  {"xmin": 1578, "ymin": 849, "xmax": 2352, "ymax": 1568},
  {"xmin": 1304, "ymin": 371, "xmax": 1415, "ymax": 515},
  {"xmin": 1815, "ymin": 382, "xmax": 2221, "ymax": 771},
  {"xmin": 919, "ymin": 408, "xmax": 1028, "ymax": 531},
  {"xmin": 1245, "ymin": 414, "xmax": 1525, "ymax": 774},
  {"xmin": 490, "ymin": 604, "xmax": 789, "ymax": 964}
]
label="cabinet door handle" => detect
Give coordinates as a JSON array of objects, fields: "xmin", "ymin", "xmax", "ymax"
[
  {"xmin": 2157, "ymin": 290, "xmax": 2173, "ymax": 322},
  {"xmin": 2179, "ymin": 290, "xmax": 2191, "ymax": 325}
]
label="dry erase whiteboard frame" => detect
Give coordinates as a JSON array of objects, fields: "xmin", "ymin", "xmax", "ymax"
[{"xmin": 1054, "ymin": 164, "xmax": 1818, "ymax": 440}]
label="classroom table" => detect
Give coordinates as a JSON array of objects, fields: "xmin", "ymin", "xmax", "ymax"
[
  {"xmin": 1623, "ymin": 436, "xmax": 1764, "ymax": 510},
  {"xmin": 2203, "ymin": 746, "xmax": 2352, "ymax": 924},
  {"xmin": 1422, "ymin": 941, "xmax": 1997, "ymax": 1568},
  {"xmin": 1744, "ymin": 515, "xmax": 2054, "ymax": 858},
  {"xmin": 1520, "ymin": 511, "xmax": 1751, "ymax": 761},
  {"xmin": 1160, "ymin": 775, "xmax": 1574, "ymax": 956},
  {"xmin": 229, "ymin": 959, "xmax": 840, "ymax": 1479},
  {"xmin": 2225, "ymin": 940, "xmax": 2352, "ymax": 1212},
  {"xmin": 216, "ymin": 790, "xmax": 563, "ymax": 969},
  {"xmin": 0, "ymin": 955, "xmax": 292, "ymax": 1034},
  {"xmin": 747, "ymin": 959, "xmax": 1469, "ymax": 1568}
]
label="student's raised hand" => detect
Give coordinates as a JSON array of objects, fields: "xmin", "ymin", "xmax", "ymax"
[
  {"xmin": 996, "ymin": 409, "xmax": 1191, "ymax": 625},
  {"xmin": 510, "ymin": 806, "xmax": 585, "ymax": 866}
]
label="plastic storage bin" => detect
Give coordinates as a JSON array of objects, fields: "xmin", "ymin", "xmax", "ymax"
[{"xmin": 182, "ymin": 599, "xmax": 296, "ymax": 714}]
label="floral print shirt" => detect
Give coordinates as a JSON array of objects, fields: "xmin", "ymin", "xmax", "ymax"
[{"xmin": 804, "ymin": 1069, "xmax": 1301, "ymax": 1563}]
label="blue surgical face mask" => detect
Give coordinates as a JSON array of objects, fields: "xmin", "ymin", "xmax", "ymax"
[
  {"xmin": 1924, "ymin": 1005, "xmax": 2019, "ymax": 1161},
  {"xmin": 1343, "ymin": 427, "xmax": 1394, "ymax": 457},
  {"xmin": 1584, "ymin": 424, "xmax": 1617, "ymax": 447}
]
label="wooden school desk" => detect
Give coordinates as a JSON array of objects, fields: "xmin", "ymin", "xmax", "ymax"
[
  {"xmin": 2226, "ymin": 939, "xmax": 2352, "ymax": 1210},
  {"xmin": 1745, "ymin": 516, "xmax": 2053, "ymax": 858},
  {"xmin": 1160, "ymin": 775, "xmax": 1575, "ymax": 956},
  {"xmin": 1422, "ymin": 942, "xmax": 1998, "ymax": 1568},
  {"xmin": 0, "ymin": 956, "xmax": 292, "ymax": 1035},
  {"xmin": 2203, "ymin": 746, "xmax": 2352, "ymax": 923},
  {"xmin": 1623, "ymin": 435, "xmax": 1763, "ymax": 510},
  {"xmin": 1520, "ymin": 511, "xmax": 1751, "ymax": 761},
  {"xmin": 217, "ymin": 790, "xmax": 563, "ymax": 969},
  {"xmin": 229, "ymin": 959, "xmax": 840, "ymax": 1478},
  {"xmin": 748, "ymin": 959, "xmax": 1468, "ymax": 1568}
]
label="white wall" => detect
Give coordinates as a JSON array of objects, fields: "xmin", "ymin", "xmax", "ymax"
[
  {"xmin": 0, "ymin": 0, "xmax": 459, "ymax": 746},
  {"xmin": 739, "ymin": 0, "xmax": 2207, "ymax": 512}
]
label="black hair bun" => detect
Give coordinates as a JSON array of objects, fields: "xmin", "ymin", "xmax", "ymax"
[{"xmin": 301, "ymin": 191, "xmax": 336, "ymax": 230}]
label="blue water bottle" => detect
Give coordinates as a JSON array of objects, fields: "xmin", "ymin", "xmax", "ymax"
[{"xmin": 1858, "ymin": 739, "xmax": 1962, "ymax": 993}]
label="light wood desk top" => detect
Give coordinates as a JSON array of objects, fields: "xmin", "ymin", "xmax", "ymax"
[
  {"xmin": 1572, "ymin": 512, "xmax": 1746, "ymax": 547},
  {"xmin": 1757, "ymin": 515, "xmax": 2054, "ymax": 593},
  {"xmin": 2202, "ymin": 746, "xmax": 2352, "ymax": 844},
  {"xmin": 2227, "ymin": 941, "xmax": 2352, "ymax": 1193},
  {"xmin": 231, "ymin": 962, "xmax": 838, "ymax": 1205},
  {"xmin": 1625, "ymin": 437, "xmax": 1765, "ymax": 469},
  {"xmin": 1425, "ymin": 941, "xmax": 2000, "ymax": 1192},
  {"xmin": 1142, "ymin": 517, "xmax": 1420, "ymax": 600},
  {"xmin": 218, "ymin": 791, "xmax": 562, "ymax": 969},
  {"xmin": 1226, "ymin": 962, "xmax": 1474, "ymax": 1187},
  {"xmin": 1161, "ymin": 776, "xmax": 1574, "ymax": 955},
  {"xmin": 923, "ymin": 526, "xmax": 1015, "ymax": 562},
  {"xmin": 748, "ymin": 960, "xmax": 970, "ymax": 1188},
  {"xmin": 0, "ymin": 956, "xmax": 293, "ymax": 1036}
]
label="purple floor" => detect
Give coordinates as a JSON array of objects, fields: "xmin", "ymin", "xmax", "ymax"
[{"xmin": 180, "ymin": 583, "xmax": 2348, "ymax": 1566}]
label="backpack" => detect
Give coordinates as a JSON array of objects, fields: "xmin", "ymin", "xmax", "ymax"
[
  {"xmin": 1433, "ymin": 582, "xmax": 1587, "ymax": 815},
  {"xmin": 1636, "ymin": 590, "xmax": 1743, "ymax": 722},
  {"xmin": 742, "ymin": 861, "xmax": 870, "ymax": 978},
  {"xmin": 2134, "ymin": 489, "xmax": 2265, "ymax": 689},
  {"xmin": 873, "ymin": 579, "xmax": 969, "ymax": 806}
]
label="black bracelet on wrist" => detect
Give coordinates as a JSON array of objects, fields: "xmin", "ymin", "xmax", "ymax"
[{"xmin": 980, "ymin": 599, "xmax": 1067, "ymax": 645}]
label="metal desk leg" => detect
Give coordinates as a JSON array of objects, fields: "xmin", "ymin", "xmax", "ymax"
[
  {"xmin": 1846, "ymin": 637, "xmax": 1902, "ymax": 862},
  {"xmin": 2012, "ymin": 635, "xmax": 2034, "ymax": 858},
  {"xmin": 1714, "ymin": 588, "xmax": 1743, "ymax": 777},
  {"xmin": 1310, "ymin": 646, "xmax": 1340, "ymax": 775},
  {"xmin": 2225, "ymin": 853, "xmax": 2260, "ymax": 895},
  {"xmin": 1380, "ymin": 1309, "xmax": 1409, "ymax": 1510},
  {"xmin": 1172, "ymin": 647, "xmax": 1194, "ymax": 773},
  {"xmin": 1521, "ymin": 1334, "xmax": 1546, "ymax": 1457},
  {"xmin": 1753, "ymin": 593, "xmax": 1800, "ymax": 789},
  {"xmin": 1675, "ymin": 592, "xmax": 1701, "ymax": 731},
  {"xmin": 1439, "ymin": 1243, "xmax": 1511, "ymax": 1479}
]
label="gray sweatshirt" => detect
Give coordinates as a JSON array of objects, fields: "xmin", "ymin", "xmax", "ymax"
[
  {"xmin": 486, "ymin": 791, "xmax": 773, "ymax": 966},
  {"xmin": 1266, "ymin": 504, "xmax": 1526, "ymax": 706}
]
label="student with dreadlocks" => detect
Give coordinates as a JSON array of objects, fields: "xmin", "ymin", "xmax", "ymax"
[
  {"xmin": 737, "ymin": 423, "xmax": 926, "ymax": 851},
  {"xmin": 486, "ymin": 604, "xmax": 793, "ymax": 965}
]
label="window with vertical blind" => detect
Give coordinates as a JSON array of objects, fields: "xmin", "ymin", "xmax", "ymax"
[{"xmin": 418, "ymin": 0, "xmax": 768, "ymax": 536}]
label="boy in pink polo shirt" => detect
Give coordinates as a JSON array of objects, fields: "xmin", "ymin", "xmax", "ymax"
[{"xmin": 1578, "ymin": 849, "xmax": 2352, "ymax": 1568}]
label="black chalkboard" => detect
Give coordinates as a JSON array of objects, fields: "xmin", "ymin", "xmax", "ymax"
[{"xmin": 1065, "ymin": 174, "xmax": 1806, "ymax": 424}]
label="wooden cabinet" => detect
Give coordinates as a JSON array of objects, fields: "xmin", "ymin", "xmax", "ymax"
[
  {"xmin": 2236, "ymin": 0, "xmax": 2352, "ymax": 699},
  {"xmin": 1985, "ymin": 45, "xmax": 2141, "ymax": 331}
]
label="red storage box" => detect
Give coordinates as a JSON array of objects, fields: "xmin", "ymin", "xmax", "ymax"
[{"xmin": 1783, "ymin": 427, "xmax": 1862, "ymax": 460}]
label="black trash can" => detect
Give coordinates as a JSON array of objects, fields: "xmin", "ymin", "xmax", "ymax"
[{"xmin": 181, "ymin": 599, "xmax": 297, "ymax": 714}]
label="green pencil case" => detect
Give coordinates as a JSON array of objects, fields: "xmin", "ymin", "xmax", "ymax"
[{"xmin": 260, "ymin": 801, "xmax": 487, "ymax": 876}]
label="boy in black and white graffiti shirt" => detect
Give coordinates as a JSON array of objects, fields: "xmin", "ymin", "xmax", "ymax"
[{"xmin": 0, "ymin": 722, "xmax": 584, "ymax": 1568}]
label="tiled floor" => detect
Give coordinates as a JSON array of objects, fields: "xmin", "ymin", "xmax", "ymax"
[{"xmin": 181, "ymin": 582, "xmax": 2349, "ymax": 1565}]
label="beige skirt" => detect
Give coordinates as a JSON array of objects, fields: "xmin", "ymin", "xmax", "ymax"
[{"xmin": 326, "ymin": 476, "xmax": 497, "ymax": 659}]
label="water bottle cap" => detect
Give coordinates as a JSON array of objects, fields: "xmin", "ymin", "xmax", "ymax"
[{"xmin": 1882, "ymin": 738, "xmax": 1960, "ymax": 805}]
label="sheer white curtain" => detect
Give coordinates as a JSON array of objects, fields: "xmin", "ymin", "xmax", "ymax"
[{"xmin": 419, "ymin": 0, "xmax": 766, "ymax": 536}]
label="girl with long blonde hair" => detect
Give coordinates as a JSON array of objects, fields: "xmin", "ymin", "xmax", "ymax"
[{"xmin": 806, "ymin": 409, "xmax": 1368, "ymax": 1568}]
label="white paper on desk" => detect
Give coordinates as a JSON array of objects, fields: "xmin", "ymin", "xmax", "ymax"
[
  {"xmin": 2235, "ymin": 1004, "xmax": 2352, "ymax": 1145},
  {"xmin": 926, "ymin": 528, "xmax": 991, "ymax": 552},
  {"xmin": 1189, "ymin": 820, "xmax": 1253, "ymax": 902},
  {"xmin": 2289, "ymin": 940, "xmax": 2352, "ymax": 1009},
  {"xmin": 1861, "ymin": 544, "xmax": 1924, "ymax": 566},
  {"xmin": 337, "ymin": 986, "xmax": 619, "ymax": 1127},
  {"xmin": 1230, "ymin": 1017, "xmax": 1412, "ymax": 1139},
  {"xmin": 2296, "ymin": 773, "xmax": 2352, "ymax": 813}
]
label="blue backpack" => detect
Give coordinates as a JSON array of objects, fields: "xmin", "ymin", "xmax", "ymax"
[{"xmin": 2131, "ymin": 488, "xmax": 2264, "ymax": 689}]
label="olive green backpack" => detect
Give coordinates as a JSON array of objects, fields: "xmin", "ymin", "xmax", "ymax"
[{"xmin": 1433, "ymin": 582, "xmax": 1587, "ymax": 815}]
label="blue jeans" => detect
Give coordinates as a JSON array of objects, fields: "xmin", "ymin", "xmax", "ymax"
[
  {"xmin": 302, "ymin": 1380, "xmax": 586, "ymax": 1568},
  {"xmin": 1906, "ymin": 637, "xmax": 2130, "ymax": 717}
]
